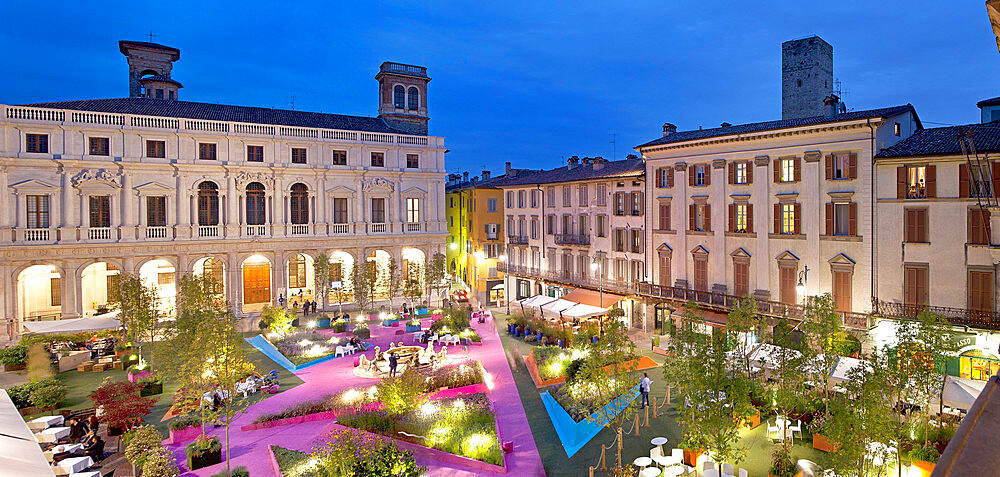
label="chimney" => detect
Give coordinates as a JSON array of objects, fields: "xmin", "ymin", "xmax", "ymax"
[
  {"xmin": 482, "ymin": 170, "xmax": 491, "ymax": 181},
  {"xmin": 567, "ymin": 156, "xmax": 580, "ymax": 169},
  {"xmin": 462, "ymin": 171, "xmax": 469, "ymax": 183},
  {"xmin": 662, "ymin": 123, "xmax": 677, "ymax": 136},
  {"xmin": 505, "ymin": 161, "xmax": 512, "ymax": 175},
  {"xmin": 823, "ymin": 94, "xmax": 841, "ymax": 118},
  {"xmin": 720, "ymin": 122, "xmax": 732, "ymax": 128},
  {"xmin": 592, "ymin": 156, "xmax": 607, "ymax": 170}
]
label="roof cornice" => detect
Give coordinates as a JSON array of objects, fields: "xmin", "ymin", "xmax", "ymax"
[{"xmin": 637, "ymin": 118, "xmax": 884, "ymax": 154}]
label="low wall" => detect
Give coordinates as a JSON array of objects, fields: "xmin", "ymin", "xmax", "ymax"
[{"xmin": 244, "ymin": 334, "xmax": 343, "ymax": 373}]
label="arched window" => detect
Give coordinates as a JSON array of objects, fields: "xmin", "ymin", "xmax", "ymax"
[
  {"xmin": 407, "ymin": 86, "xmax": 419, "ymax": 110},
  {"xmin": 246, "ymin": 182, "xmax": 266, "ymax": 225},
  {"xmin": 290, "ymin": 183, "xmax": 309, "ymax": 225},
  {"xmin": 197, "ymin": 182, "xmax": 219, "ymax": 226},
  {"xmin": 393, "ymin": 85, "xmax": 405, "ymax": 108}
]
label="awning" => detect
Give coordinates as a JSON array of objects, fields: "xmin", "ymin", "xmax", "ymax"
[
  {"xmin": 541, "ymin": 299, "xmax": 578, "ymax": 316},
  {"xmin": 933, "ymin": 376, "xmax": 989, "ymax": 411},
  {"xmin": 562, "ymin": 288, "xmax": 626, "ymax": 308},
  {"xmin": 559, "ymin": 302, "xmax": 608, "ymax": 319},
  {"xmin": 830, "ymin": 356, "xmax": 870, "ymax": 383},
  {"xmin": 22, "ymin": 310, "xmax": 121, "ymax": 334},
  {"xmin": 0, "ymin": 390, "xmax": 56, "ymax": 476},
  {"xmin": 516, "ymin": 295, "xmax": 558, "ymax": 308}
]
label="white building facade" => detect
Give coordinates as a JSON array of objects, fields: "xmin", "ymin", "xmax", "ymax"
[{"xmin": 0, "ymin": 42, "xmax": 447, "ymax": 337}]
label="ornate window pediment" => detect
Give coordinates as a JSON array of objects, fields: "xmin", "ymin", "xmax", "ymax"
[
  {"xmin": 233, "ymin": 171, "xmax": 275, "ymax": 191},
  {"xmin": 656, "ymin": 242, "xmax": 673, "ymax": 253},
  {"xmin": 691, "ymin": 244, "xmax": 709, "ymax": 256},
  {"xmin": 10, "ymin": 178, "xmax": 58, "ymax": 194},
  {"xmin": 134, "ymin": 181, "xmax": 175, "ymax": 196},
  {"xmin": 828, "ymin": 252, "xmax": 855, "ymax": 266},
  {"xmin": 362, "ymin": 177, "xmax": 395, "ymax": 193},
  {"xmin": 775, "ymin": 250, "xmax": 800, "ymax": 262},
  {"xmin": 326, "ymin": 185, "xmax": 356, "ymax": 196},
  {"xmin": 730, "ymin": 247, "xmax": 751, "ymax": 258},
  {"xmin": 402, "ymin": 186, "xmax": 427, "ymax": 196},
  {"xmin": 71, "ymin": 168, "xmax": 120, "ymax": 190}
]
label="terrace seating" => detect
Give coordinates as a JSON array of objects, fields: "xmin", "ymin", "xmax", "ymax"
[
  {"xmin": 788, "ymin": 419, "xmax": 803, "ymax": 438},
  {"xmin": 335, "ymin": 346, "xmax": 348, "ymax": 358},
  {"xmin": 721, "ymin": 463, "xmax": 735, "ymax": 477}
]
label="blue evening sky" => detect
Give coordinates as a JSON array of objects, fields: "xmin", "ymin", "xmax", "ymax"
[{"xmin": 1, "ymin": 1, "xmax": 997, "ymax": 175}]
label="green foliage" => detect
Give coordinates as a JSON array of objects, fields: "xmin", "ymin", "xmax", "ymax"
[
  {"xmin": 909, "ymin": 443, "xmax": 941, "ymax": 464},
  {"xmin": 425, "ymin": 253, "xmax": 447, "ymax": 305},
  {"xmin": 259, "ymin": 305, "xmax": 293, "ymax": 335},
  {"xmin": 303, "ymin": 429, "xmax": 426, "ymax": 477},
  {"xmin": 168, "ymin": 413, "xmax": 202, "ymax": 431},
  {"xmin": 314, "ymin": 253, "xmax": 332, "ymax": 312},
  {"xmin": 210, "ymin": 466, "xmax": 249, "ymax": 477},
  {"xmin": 769, "ymin": 443, "xmax": 796, "ymax": 477},
  {"xmin": 354, "ymin": 323, "xmax": 371, "ymax": 339},
  {"xmin": 141, "ymin": 448, "xmax": 180, "ymax": 477},
  {"xmin": 186, "ymin": 434, "xmax": 222, "ymax": 456},
  {"xmin": 376, "ymin": 370, "xmax": 427, "ymax": 417},
  {"xmin": 403, "ymin": 260, "xmax": 425, "ymax": 305},
  {"xmin": 271, "ymin": 446, "xmax": 311, "ymax": 477},
  {"xmin": 125, "ymin": 425, "xmax": 165, "ymax": 467},
  {"xmin": 6, "ymin": 378, "xmax": 60, "ymax": 408},
  {"xmin": 108, "ymin": 273, "xmax": 163, "ymax": 369},
  {"xmin": 0, "ymin": 344, "xmax": 28, "ymax": 366},
  {"xmin": 26, "ymin": 344, "xmax": 54, "ymax": 382},
  {"xmin": 726, "ymin": 295, "xmax": 765, "ymax": 381},
  {"xmin": 28, "ymin": 383, "xmax": 66, "ymax": 408}
]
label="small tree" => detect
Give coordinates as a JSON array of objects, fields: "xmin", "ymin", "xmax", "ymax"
[
  {"xmin": 314, "ymin": 253, "xmax": 332, "ymax": 312},
  {"xmin": 726, "ymin": 295, "xmax": 765, "ymax": 381},
  {"xmin": 425, "ymin": 253, "xmax": 447, "ymax": 307},
  {"xmin": 109, "ymin": 273, "xmax": 162, "ymax": 369},
  {"xmin": 803, "ymin": 294, "xmax": 843, "ymax": 415},
  {"xmin": 911, "ymin": 309, "xmax": 959, "ymax": 444},
  {"xmin": 90, "ymin": 381, "xmax": 156, "ymax": 430},
  {"xmin": 351, "ymin": 261, "xmax": 373, "ymax": 312},
  {"xmin": 311, "ymin": 428, "xmax": 425, "ymax": 477},
  {"xmin": 385, "ymin": 257, "xmax": 402, "ymax": 311},
  {"xmin": 403, "ymin": 261, "xmax": 424, "ymax": 310},
  {"xmin": 258, "ymin": 305, "xmax": 293, "ymax": 336},
  {"xmin": 26, "ymin": 344, "xmax": 54, "ymax": 382},
  {"xmin": 376, "ymin": 370, "xmax": 427, "ymax": 417}
]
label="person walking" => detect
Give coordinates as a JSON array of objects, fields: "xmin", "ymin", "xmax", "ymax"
[
  {"xmin": 639, "ymin": 373, "xmax": 652, "ymax": 409},
  {"xmin": 388, "ymin": 353, "xmax": 398, "ymax": 378}
]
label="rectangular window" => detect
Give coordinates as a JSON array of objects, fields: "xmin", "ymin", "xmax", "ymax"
[
  {"xmin": 614, "ymin": 192, "xmax": 625, "ymax": 216},
  {"xmin": 531, "ymin": 190, "xmax": 539, "ymax": 208},
  {"xmin": 246, "ymin": 145, "xmax": 264, "ymax": 162},
  {"xmin": 26, "ymin": 195, "xmax": 49, "ymax": 229},
  {"xmin": 26, "ymin": 134, "xmax": 48, "ymax": 153},
  {"xmin": 969, "ymin": 209, "xmax": 991, "ymax": 245},
  {"xmin": 332, "ymin": 150, "xmax": 347, "ymax": 165},
  {"xmin": 904, "ymin": 208, "xmax": 928, "ymax": 243},
  {"xmin": 630, "ymin": 229, "xmax": 642, "ymax": 253},
  {"xmin": 780, "ymin": 203, "xmax": 796, "ymax": 234},
  {"xmin": 630, "ymin": 192, "xmax": 643, "ymax": 215},
  {"xmin": 579, "ymin": 185, "xmax": 588, "ymax": 205},
  {"xmin": 288, "ymin": 257, "xmax": 307, "ymax": 288},
  {"xmin": 89, "ymin": 137, "xmax": 110, "ymax": 156},
  {"xmin": 779, "ymin": 158, "xmax": 795, "ymax": 182},
  {"xmin": 370, "ymin": 152, "xmax": 385, "ymax": 167},
  {"xmin": 562, "ymin": 215, "xmax": 572, "ymax": 235},
  {"xmin": 733, "ymin": 261, "xmax": 749, "ymax": 297},
  {"xmin": 779, "ymin": 263, "xmax": 797, "ymax": 304},
  {"xmin": 833, "ymin": 270, "xmax": 852, "ymax": 311},
  {"xmin": 834, "ymin": 203, "xmax": 850, "ymax": 236},
  {"xmin": 546, "ymin": 215, "xmax": 555, "ymax": 234},
  {"xmin": 158, "ymin": 272, "xmax": 174, "ymax": 286},
  {"xmin": 562, "ymin": 186, "xmax": 571, "ymax": 206},
  {"xmin": 50, "ymin": 277, "xmax": 61, "ymax": 306},
  {"xmin": 658, "ymin": 253, "xmax": 671, "ymax": 286},
  {"xmin": 531, "ymin": 218, "xmax": 538, "ymax": 239},
  {"xmin": 658, "ymin": 202, "xmax": 671, "ymax": 230},
  {"xmin": 656, "ymin": 167, "xmax": 672, "ymax": 188},
  {"xmin": 146, "ymin": 196, "xmax": 166, "ymax": 227},
  {"xmin": 506, "ymin": 191, "xmax": 513, "ymax": 208},
  {"xmin": 904, "ymin": 265, "xmax": 928, "ymax": 306},
  {"xmin": 291, "ymin": 147, "xmax": 307, "ymax": 164},
  {"xmin": 597, "ymin": 215, "xmax": 607, "ymax": 237},
  {"xmin": 406, "ymin": 198, "xmax": 420, "ymax": 223},
  {"xmin": 371, "ymin": 198, "xmax": 386, "ymax": 223},
  {"xmin": 694, "ymin": 256, "xmax": 708, "ymax": 291},
  {"xmin": 694, "ymin": 165, "xmax": 707, "ymax": 186},
  {"xmin": 894, "ymin": 122, "xmax": 901, "ymax": 136},
  {"xmin": 691, "ymin": 204, "xmax": 709, "ymax": 232},
  {"xmin": 406, "ymin": 154, "xmax": 419, "ymax": 168},
  {"xmin": 597, "ymin": 184, "xmax": 607, "ymax": 206},
  {"xmin": 833, "ymin": 154, "xmax": 850, "ymax": 180},
  {"xmin": 89, "ymin": 196, "xmax": 111, "ymax": 228},
  {"xmin": 733, "ymin": 203, "xmax": 748, "ymax": 233},
  {"xmin": 907, "ymin": 166, "xmax": 927, "ymax": 199},
  {"xmin": 147, "ymin": 140, "xmax": 166, "ymax": 158},
  {"xmin": 614, "ymin": 229, "xmax": 625, "ymax": 252},
  {"xmin": 199, "ymin": 143, "xmax": 217, "ymax": 160},
  {"xmin": 969, "ymin": 270, "xmax": 994, "ymax": 313},
  {"xmin": 487, "ymin": 198, "xmax": 497, "ymax": 213},
  {"xmin": 332, "ymin": 198, "xmax": 348, "ymax": 223},
  {"xmin": 518, "ymin": 191, "xmax": 525, "ymax": 208}
]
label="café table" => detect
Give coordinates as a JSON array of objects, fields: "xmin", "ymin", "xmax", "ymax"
[
  {"xmin": 28, "ymin": 415, "xmax": 64, "ymax": 431},
  {"xmin": 663, "ymin": 465, "xmax": 686, "ymax": 477},
  {"xmin": 633, "ymin": 456, "xmax": 653, "ymax": 469},
  {"xmin": 69, "ymin": 472, "xmax": 101, "ymax": 477},
  {"xmin": 640, "ymin": 467, "xmax": 662, "ymax": 477},
  {"xmin": 650, "ymin": 436, "xmax": 668, "ymax": 454},
  {"xmin": 37, "ymin": 426, "xmax": 71, "ymax": 443},
  {"xmin": 44, "ymin": 443, "xmax": 84, "ymax": 462},
  {"xmin": 52, "ymin": 455, "xmax": 93, "ymax": 476}
]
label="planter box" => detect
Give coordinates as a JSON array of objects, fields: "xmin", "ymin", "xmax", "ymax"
[
  {"xmin": 683, "ymin": 448, "xmax": 705, "ymax": 467},
  {"xmin": 168, "ymin": 425, "xmax": 202, "ymax": 444},
  {"xmin": 539, "ymin": 384, "xmax": 640, "ymax": 457},
  {"xmin": 353, "ymin": 328, "xmax": 371, "ymax": 339},
  {"xmin": 2, "ymin": 362, "xmax": 26, "ymax": 372},
  {"xmin": 331, "ymin": 323, "xmax": 348, "ymax": 333},
  {"xmin": 187, "ymin": 448, "xmax": 223, "ymax": 470},
  {"xmin": 140, "ymin": 382, "xmax": 163, "ymax": 397},
  {"xmin": 736, "ymin": 410, "xmax": 761, "ymax": 429},
  {"xmin": 406, "ymin": 324, "xmax": 422, "ymax": 332},
  {"xmin": 316, "ymin": 318, "xmax": 331, "ymax": 328},
  {"xmin": 416, "ymin": 307, "xmax": 429, "ymax": 315},
  {"xmin": 367, "ymin": 313, "xmax": 380, "ymax": 321},
  {"xmin": 432, "ymin": 313, "xmax": 444, "ymax": 321},
  {"xmin": 58, "ymin": 350, "xmax": 91, "ymax": 372},
  {"xmin": 128, "ymin": 369, "xmax": 153, "ymax": 383},
  {"xmin": 912, "ymin": 459, "xmax": 935, "ymax": 477},
  {"xmin": 813, "ymin": 433, "xmax": 838, "ymax": 452}
]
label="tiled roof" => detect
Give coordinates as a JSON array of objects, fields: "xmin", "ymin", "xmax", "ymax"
[
  {"xmin": 139, "ymin": 75, "xmax": 183, "ymax": 87},
  {"xmin": 118, "ymin": 40, "xmax": 180, "ymax": 58},
  {"xmin": 445, "ymin": 169, "xmax": 541, "ymax": 192},
  {"xmin": 875, "ymin": 122, "xmax": 1000, "ymax": 158},
  {"xmin": 636, "ymin": 104, "xmax": 917, "ymax": 149},
  {"xmin": 18, "ymin": 97, "xmax": 413, "ymax": 134},
  {"xmin": 496, "ymin": 157, "xmax": 646, "ymax": 187},
  {"xmin": 977, "ymin": 96, "xmax": 1000, "ymax": 108}
]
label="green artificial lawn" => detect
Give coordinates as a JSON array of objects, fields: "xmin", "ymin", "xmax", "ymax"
[
  {"xmin": 23, "ymin": 338, "xmax": 305, "ymax": 437},
  {"xmin": 270, "ymin": 445, "xmax": 312, "ymax": 477},
  {"xmin": 493, "ymin": 312, "xmax": 842, "ymax": 477}
]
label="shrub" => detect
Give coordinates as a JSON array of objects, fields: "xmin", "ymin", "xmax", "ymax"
[
  {"xmin": 909, "ymin": 444, "xmax": 941, "ymax": 464},
  {"xmin": 168, "ymin": 413, "xmax": 202, "ymax": 431},
  {"xmin": 0, "ymin": 344, "xmax": 28, "ymax": 366},
  {"xmin": 124, "ymin": 425, "xmax": 165, "ymax": 468},
  {"xmin": 142, "ymin": 448, "xmax": 180, "ymax": 477},
  {"xmin": 354, "ymin": 323, "xmax": 371, "ymax": 339},
  {"xmin": 210, "ymin": 466, "xmax": 249, "ymax": 477},
  {"xmin": 309, "ymin": 428, "xmax": 425, "ymax": 477},
  {"xmin": 7, "ymin": 378, "xmax": 60, "ymax": 408},
  {"xmin": 186, "ymin": 434, "xmax": 221, "ymax": 456},
  {"xmin": 90, "ymin": 381, "xmax": 156, "ymax": 430},
  {"xmin": 418, "ymin": 361, "xmax": 484, "ymax": 390},
  {"xmin": 769, "ymin": 444, "xmax": 796, "ymax": 477},
  {"xmin": 260, "ymin": 305, "xmax": 293, "ymax": 335},
  {"xmin": 376, "ymin": 371, "xmax": 426, "ymax": 417},
  {"xmin": 26, "ymin": 344, "xmax": 54, "ymax": 381},
  {"xmin": 29, "ymin": 383, "xmax": 67, "ymax": 408}
]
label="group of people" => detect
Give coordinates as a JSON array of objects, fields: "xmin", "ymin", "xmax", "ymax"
[
  {"xmin": 348, "ymin": 335, "xmax": 368, "ymax": 351},
  {"xmin": 64, "ymin": 416, "xmax": 105, "ymax": 462}
]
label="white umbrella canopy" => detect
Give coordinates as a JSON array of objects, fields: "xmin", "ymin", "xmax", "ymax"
[
  {"xmin": 932, "ymin": 376, "xmax": 988, "ymax": 410},
  {"xmin": 540, "ymin": 299, "xmax": 578, "ymax": 317},
  {"xmin": 516, "ymin": 295, "xmax": 557, "ymax": 308},
  {"xmin": 830, "ymin": 356, "xmax": 871, "ymax": 383},
  {"xmin": 0, "ymin": 390, "xmax": 56, "ymax": 476},
  {"xmin": 22, "ymin": 310, "xmax": 121, "ymax": 334},
  {"xmin": 559, "ymin": 302, "xmax": 608, "ymax": 319}
]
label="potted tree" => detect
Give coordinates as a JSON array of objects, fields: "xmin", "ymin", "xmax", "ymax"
[
  {"xmin": 114, "ymin": 343, "xmax": 131, "ymax": 358},
  {"xmin": 127, "ymin": 363, "xmax": 154, "ymax": 383},
  {"xmin": 331, "ymin": 318, "xmax": 348, "ymax": 333},
  {"xmin": 406, "ymin": 317, "xmax": 422, "ymax": 333},
  {"xmin": 167, "ymin": 413, "xmax": 202, "ymax": 444},
  {"xmin": 124, "ymin": 425, "xmax": 165, "ymax": 475},
  {"xmin": 186, "ymin": 434, "xmax": 223, "ymax": 470},
  {"xmin": 90, "ymin": 380, "xmax": 156, "ymax": 436},
  {"xmin": 909, "ymin": 444, "xmax": 939, "ymax": 477},
  {"xmin": 354, "ymin": 323, "xmax": 371, "ymax": 339},
  {"xmin": 768, "ymin": 443, "xmax": 796, "ymax": 477},
  {"xmin": 139, "ymin": 376, "xmax": 163, "ymax": 396},
  {"xmin": 810, "ymin": 412, "xmax": 837, "ymax": 452}
]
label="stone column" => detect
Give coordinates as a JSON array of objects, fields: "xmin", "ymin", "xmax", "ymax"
[
  {"xmin": 272, "ymin": 252, "xmax": 287, "ymax": 306},
  {"xmin": 61, "ymin": 260, "xmax": 84, "ymax": 320},
  {"xmin": 227, "ymin": 253, "xmax": 244, "ymax": 316},
  {"xmin": 120, "ymin": 172, "xmax": 135, "ymax": 240},
  {"xmin": 225, "ymin": 173, "xmax": 239, "ymax": 237},
  {"xmin": 753, "ymin": 156, "xmax": 771, "ymax": 299}
]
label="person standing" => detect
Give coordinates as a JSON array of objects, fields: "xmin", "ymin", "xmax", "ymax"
[
  {"xmin": 388, "ymin": 353, "xmax": 398, "ymax": 378},
  {"xmin": 639, "ymin": 373, "xmax": 652, "ymax": 409}
]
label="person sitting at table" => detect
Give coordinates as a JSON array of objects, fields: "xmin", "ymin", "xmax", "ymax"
[
  {"xmin": 86, "ymin": 416, "xmax": 99, "ymax": 434},
  {"xmin": 80, "ymin": 429, "xmax": 105, "ymax": 462},
  {"xmin": 67, "ymin": 418, "xmax": 88, "ymax": 440}
]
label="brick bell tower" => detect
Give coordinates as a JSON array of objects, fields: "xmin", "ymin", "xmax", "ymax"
[
  {"xmin": 376, "ymin": 62, "xmax": 430, "ymax": 135},
  {"xmin": 120, "ymin": 40, "xmax": 181, "ymax": 98}
]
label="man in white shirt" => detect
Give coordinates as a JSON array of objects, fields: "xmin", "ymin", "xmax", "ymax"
[{"xmin": 639, "ymin": 373, "xmax": 652, "ymax": 409}]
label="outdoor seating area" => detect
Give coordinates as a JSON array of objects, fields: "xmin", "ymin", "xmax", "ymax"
[{"xmin": 14, "ymin": 409, "xmax": 110, "ymax": 477}]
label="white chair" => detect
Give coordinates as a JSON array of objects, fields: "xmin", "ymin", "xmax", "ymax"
[
  {"xmin": 334, "ymin": 346, "xmax": 346, "ymax": 358},
  {"xmin": 722, "ymin": 463, "xmax": 735, "ymax": 477},
  {"xmin": 650, "ymin": 446, "xmax": 662, "ymax": 460},
  {"xmin": 788, "ymin": 419, "xmax": 803, "ymax": 438},
  {"xmin": 767, "ymin": 422, "xmax": 780, "ymax": 442},
  {"xmin": 703, "ymin": 461, "xmax": 716, "ymax": 473},
  {"xmin": 738, "ymin": 468, "xmax": 748, "ymax": 477}
]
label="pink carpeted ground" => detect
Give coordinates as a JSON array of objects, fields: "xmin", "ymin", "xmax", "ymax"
[{"xmin": 166, "ymin": 313, "xmax": 546, "ymax": 476}]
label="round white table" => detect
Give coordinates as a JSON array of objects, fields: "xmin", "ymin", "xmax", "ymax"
[
  {"xmin": 663, "ymin": 465, "xmax": 685, "ymax": 477},
  {"xmin": 633, "ymin": 456, "xmax": 653, "ymax": 469},
  {"xmin": 641, "ymin": 467, "xmax": 662, "ymax": 477},
  {"xmin": 650, "ymin": 436, "xmax": 668, "ymax": 453}
]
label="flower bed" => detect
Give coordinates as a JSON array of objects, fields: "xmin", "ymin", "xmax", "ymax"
[
  {"xmin": 245, "ymin": 334, "xmax": 341, "ymax": 372},
  {"xmin": 272, "ymin": 331, "xmax": 339, "ymax": 365},
  {"xmin": 533, "ymin": 346, "xmax": 590, "ymax": 381},
  {"xmin": 250, "ymin": 386, "xmax": 380, "ymax": 426},
  {"xmin": 337, "ymin": 392, "xmax": 503, "ymax": 466}
]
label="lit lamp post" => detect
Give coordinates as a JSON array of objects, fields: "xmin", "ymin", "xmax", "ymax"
[
  {"xmin": 498, "ymin": 254, "xmax": 509, "ymax": 314},
  {"xmin": 591, "ymin": 260, "xmax": 604, "ymax": 338},
  {"xmin": 796, "ymin": 265, "xmax": 810, "ymax": 309}
]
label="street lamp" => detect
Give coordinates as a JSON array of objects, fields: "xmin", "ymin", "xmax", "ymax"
[
  {"xmin": 498, "ymin": 254, "xmax": 509, "ymax": 314},
  {"xmin": 796, "ymin": 265, "xmax": 810, "ymax": 307}
]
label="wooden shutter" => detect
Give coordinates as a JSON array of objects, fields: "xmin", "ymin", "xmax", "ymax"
[
  {"xmin": 993, "ymin": 162, "xmax": 1000, "ymax": 197},
  {"xmin": 774, "ymin": 203, "xmax": 781, "ymax": 234},
  {"xmin": 925, "ymin": 165, "xmax": 936, "ymax": 198},
  {"xmin": 704, "ymin": 167, "xmax": 711, "ymax": 186},
  {"xmin": 746, "ymin": 162, "xmax": 753, "ymax": 184},
  {"xmin": 667, "ymin": 168, "xmax": 674, "ymax": 188},
  {"xmin": 793, "ymin": 158, "xmax": 802, "ymax": 182},
  {"xmin": 904, "ymin": 209, "xmax": 914, "ymax": 242},
  {"xmin": 746, "ymin": 204, "xmax": 754, "ymax": 233},
  {"xmin": 773, "ymin": 159, "xmax": 780, "ymax": 183},
  {"xmin": 794, "ymin": 203, "xmax": 802, "ymax": 234},
  {"xmin": 959, "ymin": 163, "xmax": 970, "ymax": 198},
  {"xmin": 638, "ymin": 192, "xmax": 645, "ymax": 216},
  {"xmin": 689, "ymin": 204, "xmax": 696, "ymax": 231},
  {"xmin": 825, "ymin": 203, "xmax": 834, "ymax": 236},
  {"xmin": 897, "ymin": 166, "xmax": 907, "ymax": 199},
  {"xmin": 704, "ymin": 204, "xmax": 711, "ymax": 231},
  {"xmin": 659, "ymin": 253, "xmax": 671, "ymax": 286},
  {"xmin": 917, "ymin": 209, "xmax": 928, "ymax": 242},
  {"xmin": 833, "ymin": 271, "xmax": 852, "ymax": 311},
  {"xmin": 689, "ymin": 165, "xmax": 696, "ymax": 186},
  {"xmin": 825, "ymin": 155, "xmax": 834, "ymax": 180},
  {"xmin": 656, "ymin": 168, "xmax": 664, "ymax": 188},
  {"xmin": 728, "ymin": 204, "xmax": 735, "ymax": 232},
  {"xmin": 848, "ymin": 202, "xmax": 858, "ymax": 236},
  {"xmin": 848, "ymin": 153, "xmax": 858, "ymax": 179},
  {"xmin": 728, "ymin": 163, "xmax": 734, "ymax": 184}
]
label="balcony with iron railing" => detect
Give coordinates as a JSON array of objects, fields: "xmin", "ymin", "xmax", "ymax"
[
  {"xmin": 508, "ymin": 235, "xmax": 529, "ymax": 245},
  {"xmin": 873, "ymin": 300, "xmax": 1000, "ymax": 331},
  {"xmin": 554, "ymin": 234, "xmax": 591, "ymax": 246}
]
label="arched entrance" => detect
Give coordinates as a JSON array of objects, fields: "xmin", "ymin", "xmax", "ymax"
[
  {"xmin": 138, "ymin": 259, "xmax": 176, "ymax": 315},
  {"xmin": 401, "ymin": 248, "xmax": 426, "ymax": 284},
  {"xmin": 193, "ymin": 257, "xmax": 226, "ymax": 295},
  {"xmin": 286, "ymin": 253, "xmax": 315, "ymax": 306},
  {"xmin": 81, "ymin": 262, "xmax": 120, "ymax": 316},
  {"xmin": 329, "ymin": 251, "xmax": 355, "ymax": 306},
  {"xmin": 17, "ymin": 265, "xmax": 62, "ymax": 321},
  {"xmin": 242, "ymin": 255, "xmax": 272, "ymax": 309}
]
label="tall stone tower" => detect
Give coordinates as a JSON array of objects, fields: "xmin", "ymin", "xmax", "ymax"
[
  {"xmin": 781, "ymin": 36, "xmax": 833, "ymax": 119},
  {"xmin": 119, "ymin": 40, "xmax": 181, "ymax": 99},
  {"xmin": 376, "ymin": 62, "xmax": 430, "ymax": 135}
]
